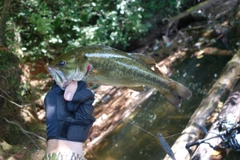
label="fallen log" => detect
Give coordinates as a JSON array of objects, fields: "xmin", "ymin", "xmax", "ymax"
[
  {"xmin": 164, "ymin": 49, "xmax": 240, "ymax": 160},
  {"xmin": 191, "ymin": 81, "xmax": 240, "ymax": 159},
  {"xmin": 154, "ymin": 49, "xmax": 189, "ymax": 75}
]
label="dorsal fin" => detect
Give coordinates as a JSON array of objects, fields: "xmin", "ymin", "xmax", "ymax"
[{"xmin": 133, "ymin": 53, "xmax": 156, "ymax": 65}]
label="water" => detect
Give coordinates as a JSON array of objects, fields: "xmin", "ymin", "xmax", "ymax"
[{"xmin": 86, "ymin": 55, "xmax": 232, "ymax": 160}]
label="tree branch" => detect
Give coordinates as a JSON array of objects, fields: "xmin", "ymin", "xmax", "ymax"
[{"xmin": 3, "ymin": 118, "xmax": 46, "ymax": 149}]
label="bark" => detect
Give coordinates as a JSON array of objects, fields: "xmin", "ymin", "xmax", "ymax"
[
  {"xmin": 0, "ymin": 0, "xmax": 12, "ymax": 46},
  {"xmin": 163, "ymin": 49, "xmax": 240, "ymax": 160},
  {"xmin": 191, "ymin": 82, "xmax": 240, "ymax": 160}
]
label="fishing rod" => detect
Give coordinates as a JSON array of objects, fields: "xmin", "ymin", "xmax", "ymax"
[{"xmin": 186, "ymin": 120, "xmax": 240, "ymax": 157}]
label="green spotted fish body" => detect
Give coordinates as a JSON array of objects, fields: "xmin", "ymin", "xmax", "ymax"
[{"xmin": 46, "ymin": 45, "xmax": 191, "ymax": 107}]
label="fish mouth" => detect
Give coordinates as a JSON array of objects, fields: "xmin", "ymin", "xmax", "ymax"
[{"xmin": 46, "ymin": 66, "xmax": 71, "ymax": 89}]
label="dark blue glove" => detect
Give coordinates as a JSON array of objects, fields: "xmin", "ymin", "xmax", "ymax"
[{"xmin": 44, "ymin": 81, "xmax": 95, "ymax": 142}]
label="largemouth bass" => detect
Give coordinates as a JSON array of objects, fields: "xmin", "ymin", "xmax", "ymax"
[{"xmin": 46, "ymin": 45, "xmax": 191, "ymax": 107}]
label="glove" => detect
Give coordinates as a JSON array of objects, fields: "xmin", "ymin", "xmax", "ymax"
[{"xmin": 44, "ymin": 81, "xmax": 95, "ymax": 142}]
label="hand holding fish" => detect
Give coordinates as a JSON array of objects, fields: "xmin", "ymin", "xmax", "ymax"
[
  {"xmin": 44, "ymin": 80, "xmax": 95, "ymax": 159},
  {"xmin": 44, "ymin": 80, "xmax": 95, "ymax": 142},
  {"xmin": 46, "ymin": 46, "xmax": 192, "ymax": 107}
]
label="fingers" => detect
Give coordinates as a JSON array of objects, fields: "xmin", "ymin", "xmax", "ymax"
[
  {"xmin": 74, "ymin": 104, "xmax": 95, "ymax": 124},
  {"xmin": 64, "ymin": 80, "xmax": 78, "ymax": 101}
]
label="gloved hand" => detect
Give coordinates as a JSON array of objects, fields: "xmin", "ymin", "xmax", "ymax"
[{"xmin": 44, "ymin": 81, "xmax": 95, "ymax": 142}]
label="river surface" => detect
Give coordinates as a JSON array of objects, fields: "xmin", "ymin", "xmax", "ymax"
[{"xmin": 86, "ymin": 55, "xmax": 239, "ymax": 160}]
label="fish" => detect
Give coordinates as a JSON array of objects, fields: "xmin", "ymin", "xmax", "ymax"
[{"xmin": 46, "ymin": 45, "xmax": 192, "ymax": 107}]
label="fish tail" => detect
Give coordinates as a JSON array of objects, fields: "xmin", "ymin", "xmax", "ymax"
[{"xmin": 163, "ymin": 81, "xmax": 192, "ymax": 107}]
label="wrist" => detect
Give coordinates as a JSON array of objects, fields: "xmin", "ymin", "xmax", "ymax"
[
  {"xmin": 46, "ymin": 139, "xmax": 84, "ymax": 154},
  {"xmin": 47, "ymin": 119, "xmax": 93, "ymax": 142}
]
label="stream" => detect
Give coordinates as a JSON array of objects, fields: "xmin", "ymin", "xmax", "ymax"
[{"xmin": 86, "ymin": 55, "xmax": 238, "ymax": 160}]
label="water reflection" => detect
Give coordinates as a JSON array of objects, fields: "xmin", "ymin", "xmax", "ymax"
[{"xmin": 86, "ymin": 55, "xmax": 231, "ymax": 160}]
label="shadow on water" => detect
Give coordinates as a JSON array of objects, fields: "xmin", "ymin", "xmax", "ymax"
[{"xmin": 86, "ymin": 55, "xmax": 233, "ymax": 160}]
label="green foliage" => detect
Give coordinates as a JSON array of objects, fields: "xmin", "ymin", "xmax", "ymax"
[
  {"xmin": 30, "ymin": 13, "xmax": 52, "ymax": 35},
  {"xmin": 6, "ymin": 0, "xmax": 189, "ymax": 59}
]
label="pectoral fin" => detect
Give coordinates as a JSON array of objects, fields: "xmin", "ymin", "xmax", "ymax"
[
  {"xmin": 91, "ymin": 69, "xmax": 98, "ymax": 76},
  {"xmin": 91, "ymin": 69, "xmax": 108, "ymax": 76}
]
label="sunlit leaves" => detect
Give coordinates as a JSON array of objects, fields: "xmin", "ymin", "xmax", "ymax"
[
  {"xmin": 7, "ymin": 0, "xmax": 188, "ymax": 59},
  {"xmin": 49, "ymin": 35, "xmax": 62, "ymax": 44}
]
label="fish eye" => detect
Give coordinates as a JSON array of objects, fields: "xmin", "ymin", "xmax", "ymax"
[{"xmin": 59, "ymin": 60, "xmax": 66, "ymax": 67}]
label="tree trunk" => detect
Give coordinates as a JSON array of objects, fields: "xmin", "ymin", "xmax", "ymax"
[
  {"xmin": 163, "ymin": 49, "xmax": 240, "ymax": 160},
  {"xmin": 0, "ymin": 0, "xmax": 12, "ymax": 46},
  {"xmin": 191, "ymin": 82, "xmax": 240, "ymax": 159}
]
